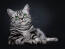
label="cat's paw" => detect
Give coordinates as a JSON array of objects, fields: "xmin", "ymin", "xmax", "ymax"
[
  {"xmin": 25, "ymin": 39, "xmax": 33, "ymax": 44},
  {"xmin": 32, "ymin": 38, "xmax": 41, "ymax": 44},
  {"xmin": 41, "ymin": 39, "xmax": 47, "ymax": 44},
  {"xmin": 15, "ymin": 38, "xmax": 24, "ymax": 45}
]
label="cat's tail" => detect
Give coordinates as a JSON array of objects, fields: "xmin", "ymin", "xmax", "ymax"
[
  {"xmin": 41, "ymin": 37, "xmax": 58, "ymax": 44},
  {"xmin": 46, "ymin": 37, "xmax": 58, "ymax": 42}
]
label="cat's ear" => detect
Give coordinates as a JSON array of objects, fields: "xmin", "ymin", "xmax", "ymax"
[
  {"xmin": 23, "ymin": 4, "xmax": 29, "ymax": 10},
  {"xmin": 7, "ymin": 8, "xmax": 15, "ymax": 16},
  {"xmin": 22, "ymin": 4, "xmax": 30, "ymax": 14}
]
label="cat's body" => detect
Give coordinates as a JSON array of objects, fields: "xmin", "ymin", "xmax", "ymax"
[{"xmin": 7, "ymin": 4, "xmax": 58, "ymax": 45}]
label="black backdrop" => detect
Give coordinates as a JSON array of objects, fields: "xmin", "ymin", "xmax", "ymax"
[{"xmin": 0, "ymin": 0, "xmax": 65, "ymax": 49}]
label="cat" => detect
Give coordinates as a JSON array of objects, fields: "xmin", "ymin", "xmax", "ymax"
[{"xmin": 7, "ymin": 4, "xmax": 58, "ymax": 45}]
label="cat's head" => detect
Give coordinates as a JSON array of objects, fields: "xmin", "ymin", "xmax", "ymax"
[{"xmin": 7, "ymin": 4, "xmax": 30, "ymax": 20}]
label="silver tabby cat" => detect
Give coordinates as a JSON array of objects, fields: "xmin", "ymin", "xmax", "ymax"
[{"xmin": 7, "ymin": 4, "xmax": 58, "ymax": 45}]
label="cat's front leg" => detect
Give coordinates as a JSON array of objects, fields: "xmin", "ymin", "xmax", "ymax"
[
  {"xmin": 15, "ymin": 37, "xmax": 24, "ymax": 45},
  {"xmin": 24, "ymin": 39, "xmax": 33, "ymax": 44},
  {"xmin": 25, "ymin": 38, "xmax": 41, "ymax": 44}
]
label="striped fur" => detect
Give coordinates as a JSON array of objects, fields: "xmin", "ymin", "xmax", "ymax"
[{"xmin": 7, "ymin": 4, "xmax": 58, "ymax": 45}]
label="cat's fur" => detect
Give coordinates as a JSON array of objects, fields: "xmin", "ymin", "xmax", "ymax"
[{"xmin": 7, "ymin": 4, "xmax": 58, "ymax": 45}]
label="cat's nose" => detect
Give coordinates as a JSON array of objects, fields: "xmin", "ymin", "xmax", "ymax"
[
  {"xmin": 20, "ymin": 18, "xmax": 23, "ymax": 20},
  {"xmin": 19, "ymin": 15, "xmax": 23, "ymax": 18}
]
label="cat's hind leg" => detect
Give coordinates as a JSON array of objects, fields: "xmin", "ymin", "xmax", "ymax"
[
  {"xmin": 36, "ymin": 28, "xmax": 47, "ymax": 44},
  {"xmin": 36, "ymin": 28, "xmax": 58, "ymax": 44}
]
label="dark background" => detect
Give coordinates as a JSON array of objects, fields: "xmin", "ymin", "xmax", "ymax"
[{"xmin": 0, "ymin": 0, "xmax": 65, "ymax": 49}]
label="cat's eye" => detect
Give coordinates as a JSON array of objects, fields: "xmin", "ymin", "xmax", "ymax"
[
  {"xmin": 24, "ymin": 13, "xmax": 27, "ymax": 16},
  {"xmin": 15, "ymin": 16, "xmax": 18, "ymax": 18},
  {"xmin": 15, "ymin": 16, "xmax": 18, "ymax": 20}
]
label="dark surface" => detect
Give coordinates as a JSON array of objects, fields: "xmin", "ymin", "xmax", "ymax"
[{"xmin": 0, "ymin": 0, "xmax": 65, "ymax": 49}]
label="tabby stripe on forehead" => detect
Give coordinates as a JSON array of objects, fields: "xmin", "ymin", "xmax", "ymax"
[
  {"xmin": 17, "ymin": 10, "xmax": 22, "ymax": 16},
  {"xmin": 17, "ymin": 10, "xmax": 18, "ymax": 16}
]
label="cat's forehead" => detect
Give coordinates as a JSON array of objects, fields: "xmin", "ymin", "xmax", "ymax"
[
  {"xmin": 16, "ymin": 10, "xmax": 22, "ymax": 14},
  {"xmin": 16, "ymin": 9, "xmax": 29, "ymax": 15}
]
